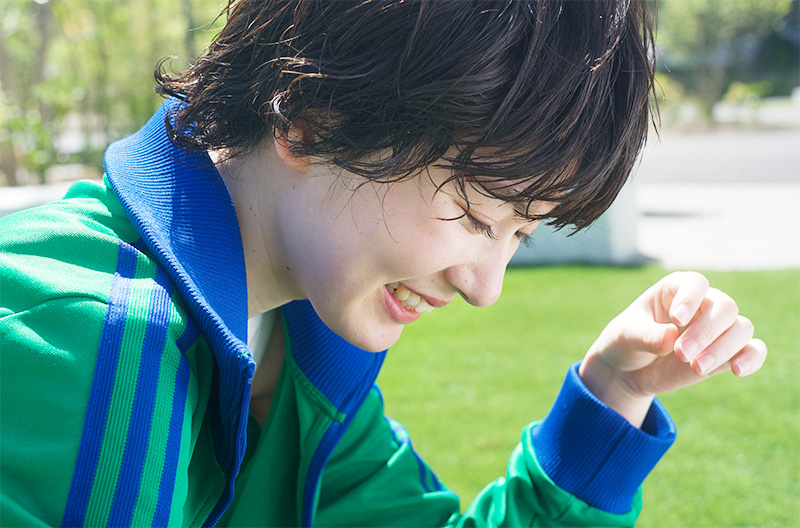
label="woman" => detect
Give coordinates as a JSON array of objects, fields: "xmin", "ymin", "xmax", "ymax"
[{"xmin": 0, "ymin": 1, "xmax": 766, "ymax": 526}]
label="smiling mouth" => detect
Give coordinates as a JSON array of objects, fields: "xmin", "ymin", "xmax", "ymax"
[{"xmin": 387, "ymin": 282, "xmax": 435, "ymax": 313}]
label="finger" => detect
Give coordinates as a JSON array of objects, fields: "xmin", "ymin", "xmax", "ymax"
[
  {"xmin": 731, "ymin": 338, "xmax": 768, "ymax": 377},
  {"xmin": 617, "ymin": 319, "xmax": 680, "ymax": 356},
  {"xmin": 689, "ymin": 315, "xmax": 754, "ymax": 376},
  {"xmin": 674, "ymin": 288, "xmax": 739, "ymax": 363},
  {"xmin": 647, "ymin": 322, "xmax": 680, "ymax": 356},
  {"xmin": 664, "ymin": 271, "xmax": 710, "ymax": 327}
]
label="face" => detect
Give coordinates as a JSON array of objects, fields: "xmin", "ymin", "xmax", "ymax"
[{"xmin": 274, "ymin": 161, "xmax": 553, "ymax": 352}]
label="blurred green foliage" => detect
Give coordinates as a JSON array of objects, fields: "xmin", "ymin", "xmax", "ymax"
[
  {"xmin": 1, "ymin": 0, "xmax": 797, "ymax": 185},
  {"xmin": 657, "ymin": 0, "xmax": 795, "ymax": 121},
  {"xmin": 723, "ymin": 80, "xmax": 774, "ymax": 104},
  {"xmin": 0, "ymin": 0, "xmax": 224, "ymax": 186}
]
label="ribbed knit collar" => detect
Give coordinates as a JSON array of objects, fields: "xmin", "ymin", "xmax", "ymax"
[
  {"xmin": 104, "ymin": 100, "xmax": 253, "ymax": 488},
  {"xmin": 105, "ymin": 99, "xmax": 250, "ymax": 356},
  {"xmin": 103, "ymin": 99, "xmax": 386, "ymax": 486}
]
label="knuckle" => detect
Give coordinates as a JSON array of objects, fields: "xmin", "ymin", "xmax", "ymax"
[
  {"xmin": 694, "ymin": 324, "xmax": 715, "ymax": 347},
  {"xmin": 664, "ymin": 271, "xmax": 687, "ymax": 287},
  {"xmin": 660, "ymin": 271, "xmax": 681, "ymax": 291},
  {"xmin": 722, "ymin": 297, "xmax": 738, "ymax": 316}
]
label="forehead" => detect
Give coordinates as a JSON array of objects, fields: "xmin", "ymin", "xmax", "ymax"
[
  {"xmin": 467, "ymin": 176, "xmax": 562, "ymax": 218},
  {"xmin": 473, "ymin": 151, "xmax": 584, "ymax": 217},
  {"xmin": 419, "ymin": 147, "xmax": 576, "ymax": 219},
  {"xmin": 441, "ymin": 176, "xmax": 558, "ymax": 220}
]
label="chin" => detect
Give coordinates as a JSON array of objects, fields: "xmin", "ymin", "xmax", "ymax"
[
  {"xmin": 340, "ymin": 325, "xmax": 401, "ymax": 353},
  {"xmin": 320, "ymin": 312, "xmax": 401, "ymax": 353},
  {"xmin": 307, "ymin": 294, "xmax": 404, "ymax": 353}
]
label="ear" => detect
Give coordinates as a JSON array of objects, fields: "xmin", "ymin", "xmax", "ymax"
[{"xmin": 273, "ymin": 121, "xmax": 314, "ymax": 173}]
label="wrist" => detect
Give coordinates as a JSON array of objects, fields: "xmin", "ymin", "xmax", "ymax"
[
  {"xmin": 531, "ymin": 362, "xmax": 677, "ymax": 514},
  {"xmin": 578, "ymin": 354, "xmax": 654, "ymax": 428}
]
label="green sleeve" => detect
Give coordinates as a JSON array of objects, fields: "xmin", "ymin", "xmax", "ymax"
[
  {"xmin": 0, "ymin": 291, "xmax": 224, "ymax": 527},
  {"xmin": 0, "ymin": 194, "xmax": 121, "ymax": 525},
  {"xmin": 315, "ymin": 387, "xmax": 639, "ymax": 527},
  {"xmin": 0, "ymin": 188, "xmax": 224, "ymax": 527},
  {"xmin": 0, "ymin": 266, "xmax": 224, "ymax": 527},
  {"xmin": 455, "ymin": 425, "xmax": 640, "ymax": 527},
  {"xmin": 0, "ymin": 297, "xmax": 108, "ymax": 526}
]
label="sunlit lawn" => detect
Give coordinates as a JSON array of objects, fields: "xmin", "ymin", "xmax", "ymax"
[{"xmin": 377, "ymin": 265, "xmax": 800, "ymax": 527}]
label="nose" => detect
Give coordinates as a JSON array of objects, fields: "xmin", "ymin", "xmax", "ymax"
[{"xmin": 445, "ymin": 245, "xmax": 513, "ymax": 308}]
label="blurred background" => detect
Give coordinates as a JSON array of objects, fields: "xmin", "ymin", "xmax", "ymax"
[
  {"xmin": 1, "ymin": 0, "xmax": 225, "ymax": 188},
  {"xmin": 1, "ymin": 0, "xmax": 799, "ymax": 271},
  {"xmin": 1, "ymin": 1, "xmax": 798, "ymax": 527}
]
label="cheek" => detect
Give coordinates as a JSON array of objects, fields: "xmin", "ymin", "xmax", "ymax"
[
  {"xmin": 278, "ymin": 214, "xmax": 355, "ymax": 293},
  {"xmin": 395, "ymin": 223, "xmax": 467, "ymax": 274},
  {"xmin": 301, "ymin": 221, "xmax": 391, "ymax": 291}
]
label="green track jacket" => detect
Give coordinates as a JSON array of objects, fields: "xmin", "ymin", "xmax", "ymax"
[{"xmin": 0, "ymin": 100, "xmax": 676, "ymax": 527}]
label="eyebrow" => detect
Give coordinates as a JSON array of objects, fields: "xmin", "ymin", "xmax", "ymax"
[{"xmin": 512, "ymin": 199, "xmax": 560, "ymax": 220}]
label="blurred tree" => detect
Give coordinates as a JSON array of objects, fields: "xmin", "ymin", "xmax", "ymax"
[
  {"xmin": 1, "ymin": 0, "xmax": 57, "ymax": 185},
  {"xmin": 657, "ymin": 0, "xmax": 794, "ymax": 121},
  {"xmin": 0, "ymin": 0, "xmax": 223, "ymax": 186}
]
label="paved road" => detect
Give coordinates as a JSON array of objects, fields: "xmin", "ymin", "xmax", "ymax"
[
  {"xmin": 633, "ymin": 128, "xmax": 800, "ymax": 270},
  {"xmin": 0, "ymin": 180, "xmax": 80, "ymax": 218},
  {"xmin": 634, "ymin": 129, "xmax": 800, "ymax": 184},
  {"xmin": 636, "ymin": 182, "xmax": 800, "ymax": 270}
]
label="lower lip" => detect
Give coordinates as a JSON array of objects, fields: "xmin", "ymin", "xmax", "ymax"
[{"xmin": 382, "ymin": 285, "xmax": 422, "ymax": 324}]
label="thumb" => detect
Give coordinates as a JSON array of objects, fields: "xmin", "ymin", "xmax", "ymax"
[{"xmin": 625, "ymin": 320, "xmax": 679, "ymax": 356}]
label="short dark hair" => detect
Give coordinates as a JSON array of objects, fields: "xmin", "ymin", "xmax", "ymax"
[{"xmin": 156, "ymin": 0, "xmax": 657, "ymax": 230}]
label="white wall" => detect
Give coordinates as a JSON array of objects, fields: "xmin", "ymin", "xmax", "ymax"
[{"xmin": 510, "ymin": 178, "xmax": 645, "ymax": 266}]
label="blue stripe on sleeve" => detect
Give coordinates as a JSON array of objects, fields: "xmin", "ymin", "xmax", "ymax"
[
  {"xmin": 107, "ymin": 267, "xmax": 174, "ymax": 526},
  {"xmin": 153, "ymin": 319, "xmax": 198, "ymax": 525},
  {"xmin": 62, "ymin": 240, "xmax": 138, "ymax": 527}
]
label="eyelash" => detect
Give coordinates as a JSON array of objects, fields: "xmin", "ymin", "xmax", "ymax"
[
  {"xmin": 465, "ymin": 213, "xmax": 498, "ymax": 240},
  {"xmin": 518, "ymin": 233, "xmax": 535, "ymax": 248},
  {"xmin": 465, "ymin": 212, "xmax": 534, "ymax": 247}
]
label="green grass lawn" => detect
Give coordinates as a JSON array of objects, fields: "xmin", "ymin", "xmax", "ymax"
[{"xmin": 376, "ymin": 265, "xmax": 800, "ymax": 527}]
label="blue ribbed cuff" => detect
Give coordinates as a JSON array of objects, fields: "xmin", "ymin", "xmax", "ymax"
[{"xmin": 530, "ymin": 361, "xmax": 677, "ymax": 514}]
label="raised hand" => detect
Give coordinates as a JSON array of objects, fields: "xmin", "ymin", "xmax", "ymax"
[{"xmin": 578, "ymin": 271, "xmax": 768, "ymax": 427}]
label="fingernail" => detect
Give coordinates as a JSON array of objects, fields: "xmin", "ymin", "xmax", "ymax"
[
  {"xmin": 696, "ymin": 354, "xmax": 715, "ymax": 375},
  {"xmin": 735, "ymin": 359, "xmax": 751, "ymax": 376},
  {"xmin": 681, "ymin": 338, "xmax": 698, "ymax": 361},
  {"xmin": 673, "ymin": 305, "xmax": 691, "ymax": 326}
]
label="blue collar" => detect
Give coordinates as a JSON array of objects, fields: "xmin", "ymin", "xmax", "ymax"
[
  {"xmin": 104, "ymin": 100, "xmax": 386, "ymax": 521},
  {"xmin": 104, "ymin": 100, "xmax": 253, "ymax": 503},
  {"xmin": 105, "ymin": 99, "xmax": 250, "ymax": 354}
]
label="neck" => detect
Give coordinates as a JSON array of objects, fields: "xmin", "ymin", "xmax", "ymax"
[{"xmin": 212, "ymin": 143, "xmax": 302, "ymax": 317}]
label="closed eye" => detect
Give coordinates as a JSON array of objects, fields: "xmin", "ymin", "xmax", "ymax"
[{"xmin": 465, "ymin": 213, "xmax": 498, "ymax": 240}]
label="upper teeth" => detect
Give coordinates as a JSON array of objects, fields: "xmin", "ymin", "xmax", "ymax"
[{"xmin": 388, "ymin": 283, "xmax": 434, "ymax": 313}]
